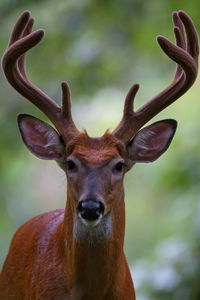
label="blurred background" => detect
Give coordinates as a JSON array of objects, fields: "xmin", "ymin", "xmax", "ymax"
[{"xmin": 0, "ymin": 0, "xmax": 200, "ymax": 299}]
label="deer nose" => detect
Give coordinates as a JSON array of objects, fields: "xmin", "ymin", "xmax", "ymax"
[{"xmin": 77, "ymin": 200, "xmax": 105, "ymax": 221}]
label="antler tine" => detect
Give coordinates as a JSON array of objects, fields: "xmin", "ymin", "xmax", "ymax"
[
  {"xmin": 17, "ymin": 16, "xmax": 34, "ymax": 79},
  {"xmin": 173, "ymin": 11, "xmax": 186, "ymax": 79},
  {"xmin": 60, "ymin": 81, "xmax": 80, "ymax": 138},
  {"xmin": 61, "ymin": 81, "xmax": 72, "ymax": 118},
  {"xmin": 8, "ymin": 11, "xmax": 30, "ymax": 46},
  {"xmin": 180, "ymin": 11, "xmax": 199, "ymax": 59},
  {"xmin": 112, "ymin": 11, "xmax": 199, "ymax": 143},
  {"xmin": 112, "ymin": 83, "xmax": 140, "ymax": 139},
  {"xmin": 2, "ymin": 11, "xmax": 79, "ymax": 143}
]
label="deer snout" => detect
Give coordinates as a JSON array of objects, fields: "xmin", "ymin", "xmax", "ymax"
[{"xmin": 77, "ymin": 200, "xmax": 105, "ymax": 223}]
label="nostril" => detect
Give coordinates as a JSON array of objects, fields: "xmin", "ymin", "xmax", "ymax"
[
  {"xmin": 77, "ymin": 200, "xmax": 105, "ymax": 221},
  {"xmin": 98, "ymin": 202, "xmax": 105, "ymax": 215}
]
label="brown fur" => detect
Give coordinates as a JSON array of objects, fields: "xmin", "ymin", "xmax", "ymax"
[
  {"xmin": 1, "ymin": 9, "xmax": 199, "ymax": 300},
  {"xmin": 0, "ymin": 131, "xmax": 135, "ymax": 300},
  {"xmin": 67, "ymin": 130, "xmax": 126, "ymax": 164}
]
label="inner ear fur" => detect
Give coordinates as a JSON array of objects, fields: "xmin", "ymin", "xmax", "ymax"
[
  {"xmin": 126, "ymin": 119, "xmax": 177, "ymax": 167},
  {"xmin": 17, "ymin": 113, "xmax": 65, "ymax": 161}
]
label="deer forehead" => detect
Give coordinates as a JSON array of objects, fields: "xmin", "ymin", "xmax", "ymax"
[{"xmin": 66, "ymin": 131, "xmax": 125, "ymax": 165}]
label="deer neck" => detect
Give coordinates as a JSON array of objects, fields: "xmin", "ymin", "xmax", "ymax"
[{"xmin": 62, "ymin": 187, "xmax": 126, "ymax": 296}]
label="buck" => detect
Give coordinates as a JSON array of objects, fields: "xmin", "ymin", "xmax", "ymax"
[{"xmin": 0, "ymin": 10, "xmax": 198, "ymax": 300}]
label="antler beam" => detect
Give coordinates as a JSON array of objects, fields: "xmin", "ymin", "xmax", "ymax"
[
  {"xmin": 2, "ymin": 10, "xmax": 198, "ymax": 145},
  {"xmin": 112, "ymin": 11, "xmax": 199, "ymax": 143},
  {"xmin": 1, "ymin": 11, "xmax": 79, "ymax": 143}
]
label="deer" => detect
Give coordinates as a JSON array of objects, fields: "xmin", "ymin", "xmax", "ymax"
[{"xmin": 0, "ymin": 10, "xmax": 198, "ymax": 300}]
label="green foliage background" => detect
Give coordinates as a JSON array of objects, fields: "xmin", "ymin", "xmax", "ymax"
[{"xmin": 0, "ymin": 0, "xmax": 200, "ymax": 299}]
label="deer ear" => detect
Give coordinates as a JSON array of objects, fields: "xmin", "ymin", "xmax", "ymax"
[
  {"xmin": 17, "ymin": 114, "xmax": 65, "ymax": 160},
  {"xmin": 126, "ymin": 119, "xmax": 177, "ymax": 167}
]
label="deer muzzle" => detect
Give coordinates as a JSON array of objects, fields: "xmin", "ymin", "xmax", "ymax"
[{"xmin": 77, "ymin": 200, "xmax": 105, "ymax": 226}]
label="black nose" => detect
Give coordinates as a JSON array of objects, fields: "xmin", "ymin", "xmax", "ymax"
[{"xmin": 77, "ymin": 200, "xmax": 105, "ymax": 221}]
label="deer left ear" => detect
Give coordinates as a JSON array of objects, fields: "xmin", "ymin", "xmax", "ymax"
[
  {"xmin": 126, "ymin": 119, "xmax": 177, "ymax": 168},
  {"xmin": 17, "ymin": 114, "xmax": 65, "ymax": 161}
]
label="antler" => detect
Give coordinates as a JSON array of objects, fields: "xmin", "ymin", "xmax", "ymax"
[
  {"xmin": 1, "ymin": 11, "xmax": 80, "ymax": 143},
  {"xmin": 112, "ymin": 11, "xmax": 199, "ymax": 143}
]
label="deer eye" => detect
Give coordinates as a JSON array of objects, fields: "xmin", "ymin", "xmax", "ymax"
[
  {"xmin": 66, "ymin": 160, "xmax": 76, "ymax": 171},
  {"xmin": 114, "ymin": 161, "xmax": 125, "ymax": 172}
]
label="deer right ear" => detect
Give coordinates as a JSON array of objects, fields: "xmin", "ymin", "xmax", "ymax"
[
  {"xmin": 126, "ymin": 119, "xmax": 177, "ymax": 168},
  {"xmin": 17, "ymin": 114, "xmax": 65, "ymax": 161}
]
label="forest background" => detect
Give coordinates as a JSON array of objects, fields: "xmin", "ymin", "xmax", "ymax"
[{"xmin": 0, "ymin": 0, "xmax": 200, "ymax": 299}]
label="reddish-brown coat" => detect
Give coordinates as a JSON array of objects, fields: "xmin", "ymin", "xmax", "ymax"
[
  {"xmin": 0, "ymin": 10, "xmax": 199, "ymax": 300},
  {"xmin": 0, "ymin": 134, "xmax": 136, "ymax": 299},
  {"xmin": 66, "ymin": 130, "xmax": 126, "ymax": 163}
]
